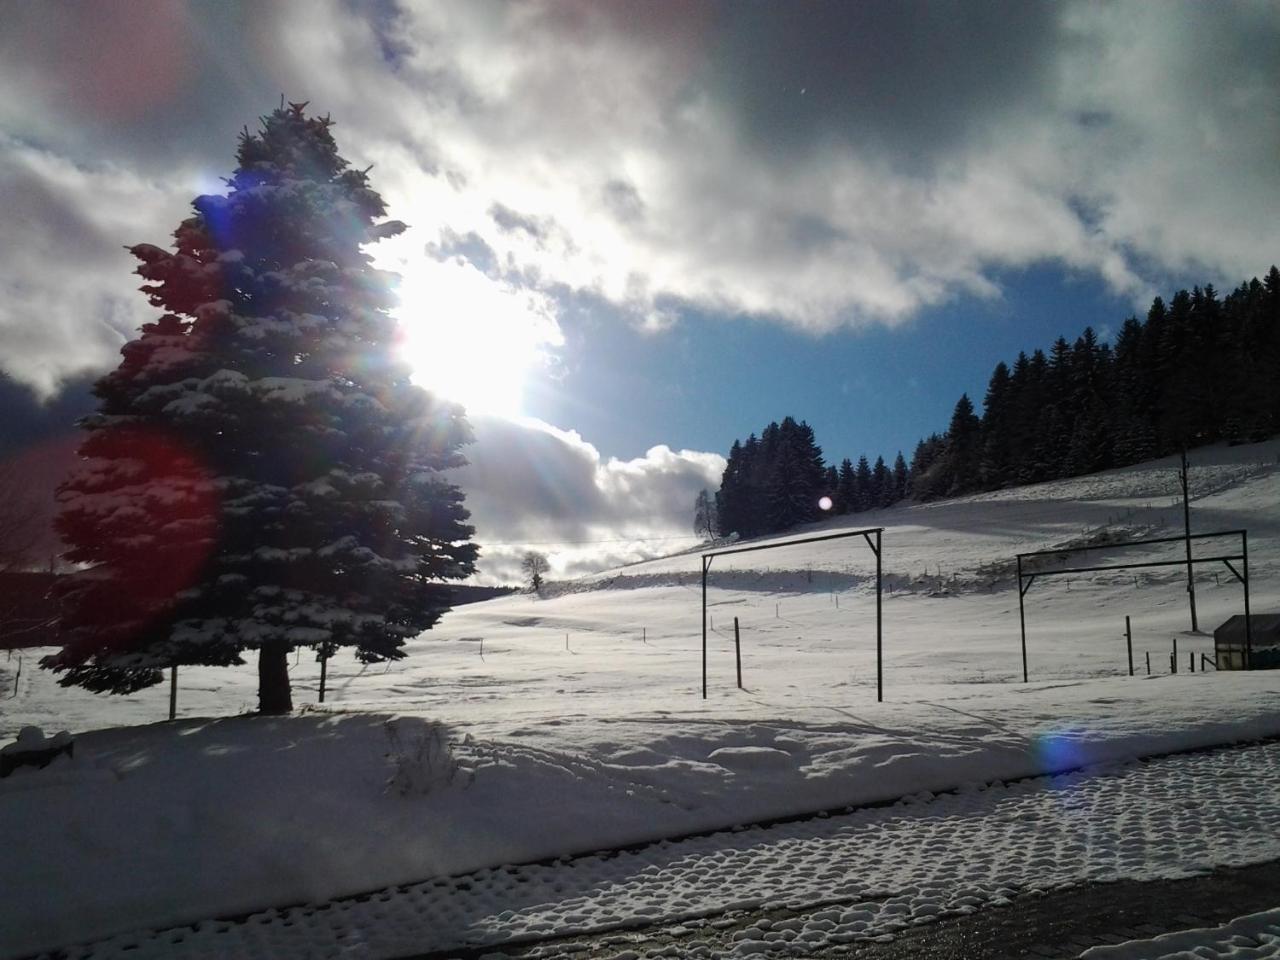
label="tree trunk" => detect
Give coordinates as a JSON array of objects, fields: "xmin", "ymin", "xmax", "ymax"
[{"xmin": 257, "ymin": 643, "xmax": 292, "ymax": 714}]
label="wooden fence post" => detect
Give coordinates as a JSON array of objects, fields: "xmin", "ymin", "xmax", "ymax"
[{"xmin": 734, "ymin": 617, "xmax": 742, "ymax": 689}]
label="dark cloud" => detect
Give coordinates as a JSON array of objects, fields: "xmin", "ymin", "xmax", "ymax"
[
  {"xmin": 488, "ymin": 203, "xmax": 553, "ymax": 241},
  {"xmin": 0, "ymin": 372, "xmax": 95, "ymax": 565},
  {"xmin": 459, "ymin": 417, "xmax": 607, "ymax": 538},
  {"xmin": 601, "ymin": 180, "xmax": 645, "ymax": 225},
  {"xmin": 704, "ymin": 1, "xmax": 1061, "ymax": 169},
  {"xmin": 0, "ymin": 373, "xmax": 94, "ymax": 459},
  {"xmin": 426, "ymin": 228, "xmax": 499, "ymax": 275},
  {"xmin": 0, "ymin": 1, "xmax": 272, "ymax": 171}
]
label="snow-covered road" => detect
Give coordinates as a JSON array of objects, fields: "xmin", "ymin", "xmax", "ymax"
[{"xmin": 51, "ymin": 739, "xmax": 1280, "ymax": 960}]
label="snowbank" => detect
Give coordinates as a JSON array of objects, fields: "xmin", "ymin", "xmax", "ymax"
[{"xmin": 4, "ymin": 673, "xmax": 1280, "ymax": 957}]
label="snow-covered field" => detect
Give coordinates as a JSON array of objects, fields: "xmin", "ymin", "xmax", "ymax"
[{"xmin": 2, "ymin": 441, "xmax": 1278, "ymax": 958}]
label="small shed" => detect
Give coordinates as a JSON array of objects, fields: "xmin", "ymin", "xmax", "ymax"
[{"xmin": 1215, "ymin": 614, "xmax": 1280, "ymax": 670}]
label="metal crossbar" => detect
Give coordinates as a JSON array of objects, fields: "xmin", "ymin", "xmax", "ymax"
[
  {"xmin": 1016, "ymin": 529, "xmax": 1246, "ymax": 561},
  {"xmin": 701, "ymin": 527, "xmax": 884, "ymax": 702}
]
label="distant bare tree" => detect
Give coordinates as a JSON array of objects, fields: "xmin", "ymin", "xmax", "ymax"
[
  {"xmin": 521, "ymin": 551, "xmax": 549, "ymax": 592},
  {"xmin": 693, "ymin": 489, "xmax": 718, "ymax": 540}
]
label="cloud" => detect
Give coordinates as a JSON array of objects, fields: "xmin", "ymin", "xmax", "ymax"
[
  {"xmin": 256, "ymin": 0, "xmax": 1275, "ymax": 337},
  {"xmin": 1, "ymin": 0, "xmax": 1276, "ymax": 394},
  {"xmin": 0, "ymin": 384, "xmax": 726, "ymax": 584},
  {"xmin": 457, "ymin": 415, "xmax": 725, "ymax": 584},
  {"xmin": 0, "ymin": 137, "xmax": 193, "ymax": 395}
]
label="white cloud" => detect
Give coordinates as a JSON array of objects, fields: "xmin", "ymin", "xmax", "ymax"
[
  {"xmin": 0, "ymin": 1, "xmax": 1275, "ymax": 399},
  {"xmin": 0, "ymin": 137, "xmax": 191, "ymax": 395},
  {"xmin": 456, "ymin": 415, "xmax": 725, "ymax": 584},
  {"xmin": 243, "ymin": 0, "xmax": 1273, "ymax": 340}
]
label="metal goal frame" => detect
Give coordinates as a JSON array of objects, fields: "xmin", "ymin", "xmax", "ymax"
[
  {"xmin": 701, "ymin": 527, "xmax": 884, "ymax": 701},
  {"xmin": 1015, "ymin": 529, "xmax": 1253, "ymax": 680}
]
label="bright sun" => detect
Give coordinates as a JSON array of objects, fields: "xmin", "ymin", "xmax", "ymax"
[{"xmin": 393, "ymin": 259, "xmax": 561, "ymax": 419}]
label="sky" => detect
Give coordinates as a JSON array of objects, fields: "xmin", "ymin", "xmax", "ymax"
[{"xmin": 1, "ymin": 0, "xmax": 1277, "ymax": 582}]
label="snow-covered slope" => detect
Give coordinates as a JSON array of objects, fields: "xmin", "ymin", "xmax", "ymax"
[{"xmin": 2, "ymin": 440, "xmax": 1278, "ymax": 957}]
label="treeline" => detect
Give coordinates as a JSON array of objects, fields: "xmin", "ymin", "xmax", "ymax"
[
  {"xmin": 916, "ymin": 267, "xmax": 1280, "ymax": 498},
  {"xmin": 708, "ymin": 267, "xmax": 1280, "ymax": 538},
  {"xmin": 713, "ymin": 416, "xmax": 910, "ymax": 538}
]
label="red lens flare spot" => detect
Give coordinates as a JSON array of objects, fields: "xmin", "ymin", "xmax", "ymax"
[{"xmin": 62, "ymin": 427, "xmax": 220, "ymax": 643}]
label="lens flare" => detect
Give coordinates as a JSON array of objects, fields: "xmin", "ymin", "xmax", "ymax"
[
  {"xmin": 818, "ymin": 496, "xmax": 833, "ymax": 511},
  {"xmin": 1037, "ymin": 729, "xmax": 1090, "ymax": 774}
]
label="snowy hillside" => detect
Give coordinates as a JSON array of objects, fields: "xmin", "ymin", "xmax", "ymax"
[{"xmin": 2, "ymin": 439, "xmax": 1279, "ymax": 957}]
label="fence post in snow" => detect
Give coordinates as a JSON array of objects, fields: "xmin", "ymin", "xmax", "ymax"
[
  {"xmin": 1190, "ymin": 651, "xmax": 1195, "ymax": 673},
  {"xmin": 1126, "ymin": 616, "xmax": 1134, "ymax": 677},
  {"xmin": 1017, "ymin": 554, "xmax": 1029, "ymax": 684},
  {"xmin": 876, "ymin": 527, "xmax": 883, "ymax": 703},
  {"xmin": 642, "ymin": 627, "xmax": 646, "ymax": 644},
  {"xmin": 1172, "ymin": 636, "xmax": 1178, "ymax": 674},
  {"xmin": 169, "ymin": 665, "xmax": 177, "ymax": 721},
  {"xmin": 319, "ymin": 651, "xmax": 329, "ymax": 702},
  {"xmin": 1146, "ymin": 651, "xmax": 1151, "ymax": 675},
  {"xmin": 734, "ymin": 617, "xmax": 742, "ymax": 690}
]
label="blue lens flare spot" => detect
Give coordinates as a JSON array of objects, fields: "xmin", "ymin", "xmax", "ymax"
[{"xmin": 1037, "ymin": 729, "xmax": 1090, "ymax": 774}]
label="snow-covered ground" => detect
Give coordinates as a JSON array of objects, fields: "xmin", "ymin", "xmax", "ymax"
[
  {"xmin": 2, "ymin": 440, "xmax": 1278, "ymax": 958},
  {"xmin": 31, "ymin": 741, "xmax": 1280, "ymax": 959}
]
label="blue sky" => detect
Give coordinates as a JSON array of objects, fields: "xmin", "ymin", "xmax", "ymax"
[
  {"xmin": 0, "ymin": 1, "xmax": 1276, "ymax": 581},
  {"xmin": 527, "ymin": 267, "xmax": 1142, "ymax": 464}
]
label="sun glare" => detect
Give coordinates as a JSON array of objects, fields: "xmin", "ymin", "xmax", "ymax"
[{"xmin": 393, "ymin": 259, "xmax": 561, "ymax": 419}]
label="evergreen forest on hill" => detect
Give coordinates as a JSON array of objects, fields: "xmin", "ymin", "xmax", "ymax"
[{"xmin": 712, "ymin": 267, "xmax": 1280, "ymax": 539}]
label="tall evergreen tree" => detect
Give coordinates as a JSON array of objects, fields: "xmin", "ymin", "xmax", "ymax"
[
  {"xmin": 46, "ymin": 103, "xmax": 477, "ymax": 713},
  {"xmin": 765, "ymin": 417, "xmax": 826, "ymax": 531},
  {"xmin": 822, "ymin": 465, "xmax": 839, "ymax": 509},
  {"xmin": 853, "ymin": 455, "xmax": 872, "ymax": 511},
  {"xmin": 979, "ymin": 361, "xmax": 1013, "ymax": 487},
  {"xmin": 944, "ymin": 394, "xmax": 981, "ymax": 495},
  {"xmin": 836, "ymin": 458, "xmax": 856, "ymax": 514},
  {"xmin": 871, "ymin": 455, "xmax": 891, "ymax": 508},
  {"xmin": 1158, "ymin": 288, "xmax": 1202, "ymax": 446},
  {"xmin": 891, "ymin": 451, "xmax": 909, "ymax": 503},
  {"xmin": 907, "ymin": 434, "xmax": 946, "ymax": 500}
]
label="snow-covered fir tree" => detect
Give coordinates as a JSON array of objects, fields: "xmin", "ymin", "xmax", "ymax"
[{"xmin": 45, "ymin": 102, "xmax": 478, "ymax": 713}]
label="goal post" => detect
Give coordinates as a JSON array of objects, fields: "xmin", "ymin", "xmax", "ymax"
[
  {"xmin": 701, "ymin": 526, "xmax": 884, "ymax": 702},
  {"xmin": 1015, "ymin": 529, "xmax": 1252, "ymax": 680}
]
